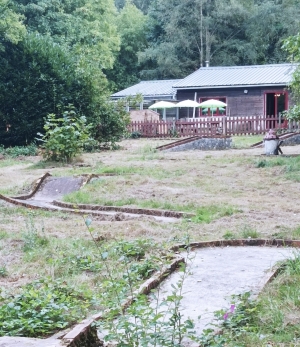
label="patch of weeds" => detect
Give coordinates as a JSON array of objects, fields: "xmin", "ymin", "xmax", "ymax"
[
  {"xmin": 271, "ymin": 231, "xmax": 289, "ymax": 239},
  {"xmin": 198, "ymin": 292, "xmax": 258, "ymax": 346},
  {"xmin": 0, "ymin": 279, "xmax": 90, "ymax": 337},
  {"xmin": 114, "ymin": 239, "xmax": 150, "ymax": 259},
  {"xmin": 130, "ymin": 131, "xmax": 142, "ymax": 139},
  {"xmin": 97, "ymin": 237, "xmax": 198, "ymax": 347},
  {"xmin": 65, "ymin": 254, "xmax": 102, "ymax": 273},
  {"xmin": 241, "ymin": 225, "xmax": 259, "ymax": 239},
  {"xmin": 192, "ymin": 205, "xmax": 237, "ymax": 224},
  {"xmin": 0, "ymin": 144, "xmax": 38, "ymax": 157},
  {"xmin": 22, "ymin": 216, "xmax": 49, "ymax": 252},
  {"xmin": 223, "ymin": 231, "xmax": 237, "ymax": 240},
  {"xmin": 0, "ymin": 266, "xmax": 8, "ymax": 277},
  {"xmin": 0, "ymin": 230, "xmax": 8, "ymax": 240},
  {"xmin": 292, "ymin": 226, "xmax": 300, "ymax": 239}
]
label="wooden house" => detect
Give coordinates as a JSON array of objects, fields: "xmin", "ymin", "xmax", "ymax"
[{"xmin": 174, "ymin": 63, "xmax": 298, "ymax": 119}]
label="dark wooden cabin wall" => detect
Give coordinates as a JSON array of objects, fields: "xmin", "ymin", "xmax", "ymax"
[{"xmin": 176, "ymin": 87, "xmax": 289, "ymax": 118}]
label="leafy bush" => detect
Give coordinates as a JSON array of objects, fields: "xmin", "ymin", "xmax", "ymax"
[
  {"xmin": 281, "ymin": 105, "xmax": 300, "ymax": 122},
  {"xmin": 0, "ymin": 144, "xmax": 38, "ymax": 157},
  {"xmin": 0, "ymin": 35, "xmax": 108, "ymax": 147},
  {"xmin": 0, "ymin": 279, "xmax": 90, "ymax": 337},
  {"xmin": 37, "ymin": 106, "xmax": 93, "ymax": 162},
  {"xmin": 130, "ymin": 131, "xmax": 142, "ymax": 139}
]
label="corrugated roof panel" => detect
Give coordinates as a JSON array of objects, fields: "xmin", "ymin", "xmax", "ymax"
[
  {"xmin": 173, "ymin": 64, "xmax": 298, "ymax": 89},
  {"xmin": 111, "ymin": 79, "xmax": 181, "ymax": 98}
]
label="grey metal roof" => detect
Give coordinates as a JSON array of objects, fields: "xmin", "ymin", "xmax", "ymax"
[
  {"xmin": 173, "ymin": 63, "xmax": 298, "ymax": 89},
  {"xmin": 111, "ymin": 79, "xmax": 181, "ymax": 99}
]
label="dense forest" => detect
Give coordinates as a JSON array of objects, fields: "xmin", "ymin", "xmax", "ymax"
[{"xmin": 0, "ymin": 0, "xmax": 300, "ymax": 145}]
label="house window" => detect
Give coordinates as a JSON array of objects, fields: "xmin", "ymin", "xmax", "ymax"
[
  {"xmin": 265, "ymin": 91, "xmax": 288, "ymax": 117},
  {"xmin": 199, "ymin": 97, "xmax": 227, "ymax": 117}
]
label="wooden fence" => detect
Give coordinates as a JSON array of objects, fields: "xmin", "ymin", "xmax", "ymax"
[{"xmin": 128, "ymin": 115, "xmax": 300, "ymax": 138}]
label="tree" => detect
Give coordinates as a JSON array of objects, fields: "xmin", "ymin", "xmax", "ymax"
[
  {"xmin": 0, "ymin": 0, "xmax": 26, "ymax": 49},
  {"xmin": 0, "ymin": 0, "xmax": 130, "ymax": 147},
  {"xmin": 139, "ymin": 0, "xmax": 300, "ymax": 79},
  {"xmin": 15, "ymin": 0, "xmax": 120, "ymax": 70},
  {"xmin": 0, "ymin": 34, "xmax": 108, "ymax": 146},
  {"xmin": 282, "ymin": 32, "xmax": 300, "ymax": 116},
  {"xmin": 105, "ymin": 1, "xmax": 148, "ymax": 91}
]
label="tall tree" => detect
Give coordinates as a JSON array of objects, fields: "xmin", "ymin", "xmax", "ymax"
[
  {"xmin": 15, "ymin": 0, "xmax": 120, "ymax": 70},
  {"xmin": 139, "ymin": 0, "xmax": 300, "ymax": 79},
  {"xmin": 0, "ymin": 0, "xmax": 26, "ymax": 49},
  {"xmin": 105, "ymin": 1, "xmax": 148, "ymax": 91}
]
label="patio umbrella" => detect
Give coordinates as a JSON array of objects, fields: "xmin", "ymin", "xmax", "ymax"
[
  {"xmin": 199, "ymin": 99, "xmax": 227, "ymax": 116},
  {"xmin": 174, "ymin": 100, "xmax": 201, "ymax": 108},
  {"xmin": 149, "ymin": 101, "xmax": 176, "ymax": 121},
  {"xmin": 198, "ymin": 99, "xmax": 227, "ymax": 108},
  {"xmin": 174, "ymin": 99, "xmax": 201, "ymax": 118},
  {"xmin": 149, "ymin": 101, "xmax": 176, "ymax": 109}
]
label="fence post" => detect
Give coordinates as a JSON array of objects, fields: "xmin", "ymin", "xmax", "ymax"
[{"xmin": 222, "ymin": 116, "xmax": 227, "ymax": 136}]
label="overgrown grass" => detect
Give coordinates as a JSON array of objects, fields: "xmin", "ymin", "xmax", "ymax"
[
  {"xmin": 231, "ymin": 135, "xmax": 264, "ymax": 149},
  {"xmin": 199, "ymin": 253, "xmax": 300, "ymax": 346},
  {"xmin": 255, "ymin": 155, "xmax": 300, "ymax": 181},
  {"xmin": 0, "ymin": 215, "xmax": 168, "ymax": 338},
  {"xmin": 63, "ymin": 190, "xmax": 239, "ymax": 223}
]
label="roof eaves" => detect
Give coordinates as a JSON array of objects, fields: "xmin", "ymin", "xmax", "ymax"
[{"xmin": 175, "ymin": 83, "xmax": 289, "ymax": 90}]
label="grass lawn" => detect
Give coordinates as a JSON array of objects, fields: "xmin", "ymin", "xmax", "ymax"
[{"xmin": 1, "ymin": 138, "xmax": 300, "ymax": 344}]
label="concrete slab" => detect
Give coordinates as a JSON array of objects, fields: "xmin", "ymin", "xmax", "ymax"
[{"xmin": 155, "ymin": 246, "xmax": 295, "ymax": 335}]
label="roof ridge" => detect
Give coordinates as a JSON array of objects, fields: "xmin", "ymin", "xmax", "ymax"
[
  {"xmin": 140, "ymin": 79, "xmax": 181, "ymax": 84},
  {"xmin": 202, "ymin": 63, "xmax": 295, "ymax": 70}
]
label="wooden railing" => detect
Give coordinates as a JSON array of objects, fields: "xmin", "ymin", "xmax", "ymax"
[{"xmin": 128, "ymin": 116, "xmax": 300, "ymax": 138}]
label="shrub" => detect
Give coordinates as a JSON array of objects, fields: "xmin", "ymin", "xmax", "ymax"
[
  {"xmin": 37, "ymin": 106, "xmax": 93, "ymax": 162},
  {"xmin": 0, "ymin": 144, "xmax": 38, "ymax": 157}
]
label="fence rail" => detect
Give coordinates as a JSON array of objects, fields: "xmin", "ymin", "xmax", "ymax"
[{"xmin": 128, "ymin": 116, "xmax": 300, "ymax": 138}]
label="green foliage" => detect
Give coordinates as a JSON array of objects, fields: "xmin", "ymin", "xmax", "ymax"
[
  {"xmin": 0, "ymin": 265, "xmax": 8, "ymax": 277},
  {"xmin": 0, "ymin": 34, "xmax": 104, "ymax": 146},
  {"xmin": 141, "ymin": 0, "xmax": 299, "ymax": 79},
  {"xmin": 22, "ymin": 216, "xmax": 48, "ymax": 252},
  {"xmin": 114, "ymin": 239, "xmax": 148, "ymax": 259},
  {"xmin": 93, "ymin": 99, "xmax": 130, "ymax": 146},
  {"xmin": 281, "ymin": 104, "xmax": 300, "ymax": 122},
  {"xmin": 130, "ymin": 131, "xmax": 142, "ymax": 139},
  {"xmin": 105, "ymin": 1, "xmax": 148, "ymax": 91},
  {"xmin": 283, "ymin": 32, "xmax": 300, "ymax": 105},
  {"xmin": 198, "ymin": 292, "xmax": 258, "ymax": 347},
  {"xmin": 223, "ymin": 231, "xmax": 237, "ymax": 240},
  {"xmin": 37, "ymin": 106, "xmax": 93, "ymax": 162},
  {"xmin": 0, "ymin": 143, "xmax": 38, "ymax": 157},
  {"xmin": 0, "ymin": 279, "xmax": 90, "ymax": 337},
  {"xmin": 241, "ymin": 226, "xmax": 259, "ymax": 239},
  {"xmin": 0, "ymin": 0, "xmax": 26, "ymax": 49},
  {"xmin": 192, "ymin": 205, "xmax": 236, "ymax": 224}
]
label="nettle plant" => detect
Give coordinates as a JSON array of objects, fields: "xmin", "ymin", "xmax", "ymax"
[{"xmin": 37, "ymin": 105, "xmax": 93, "ymax": 162}]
